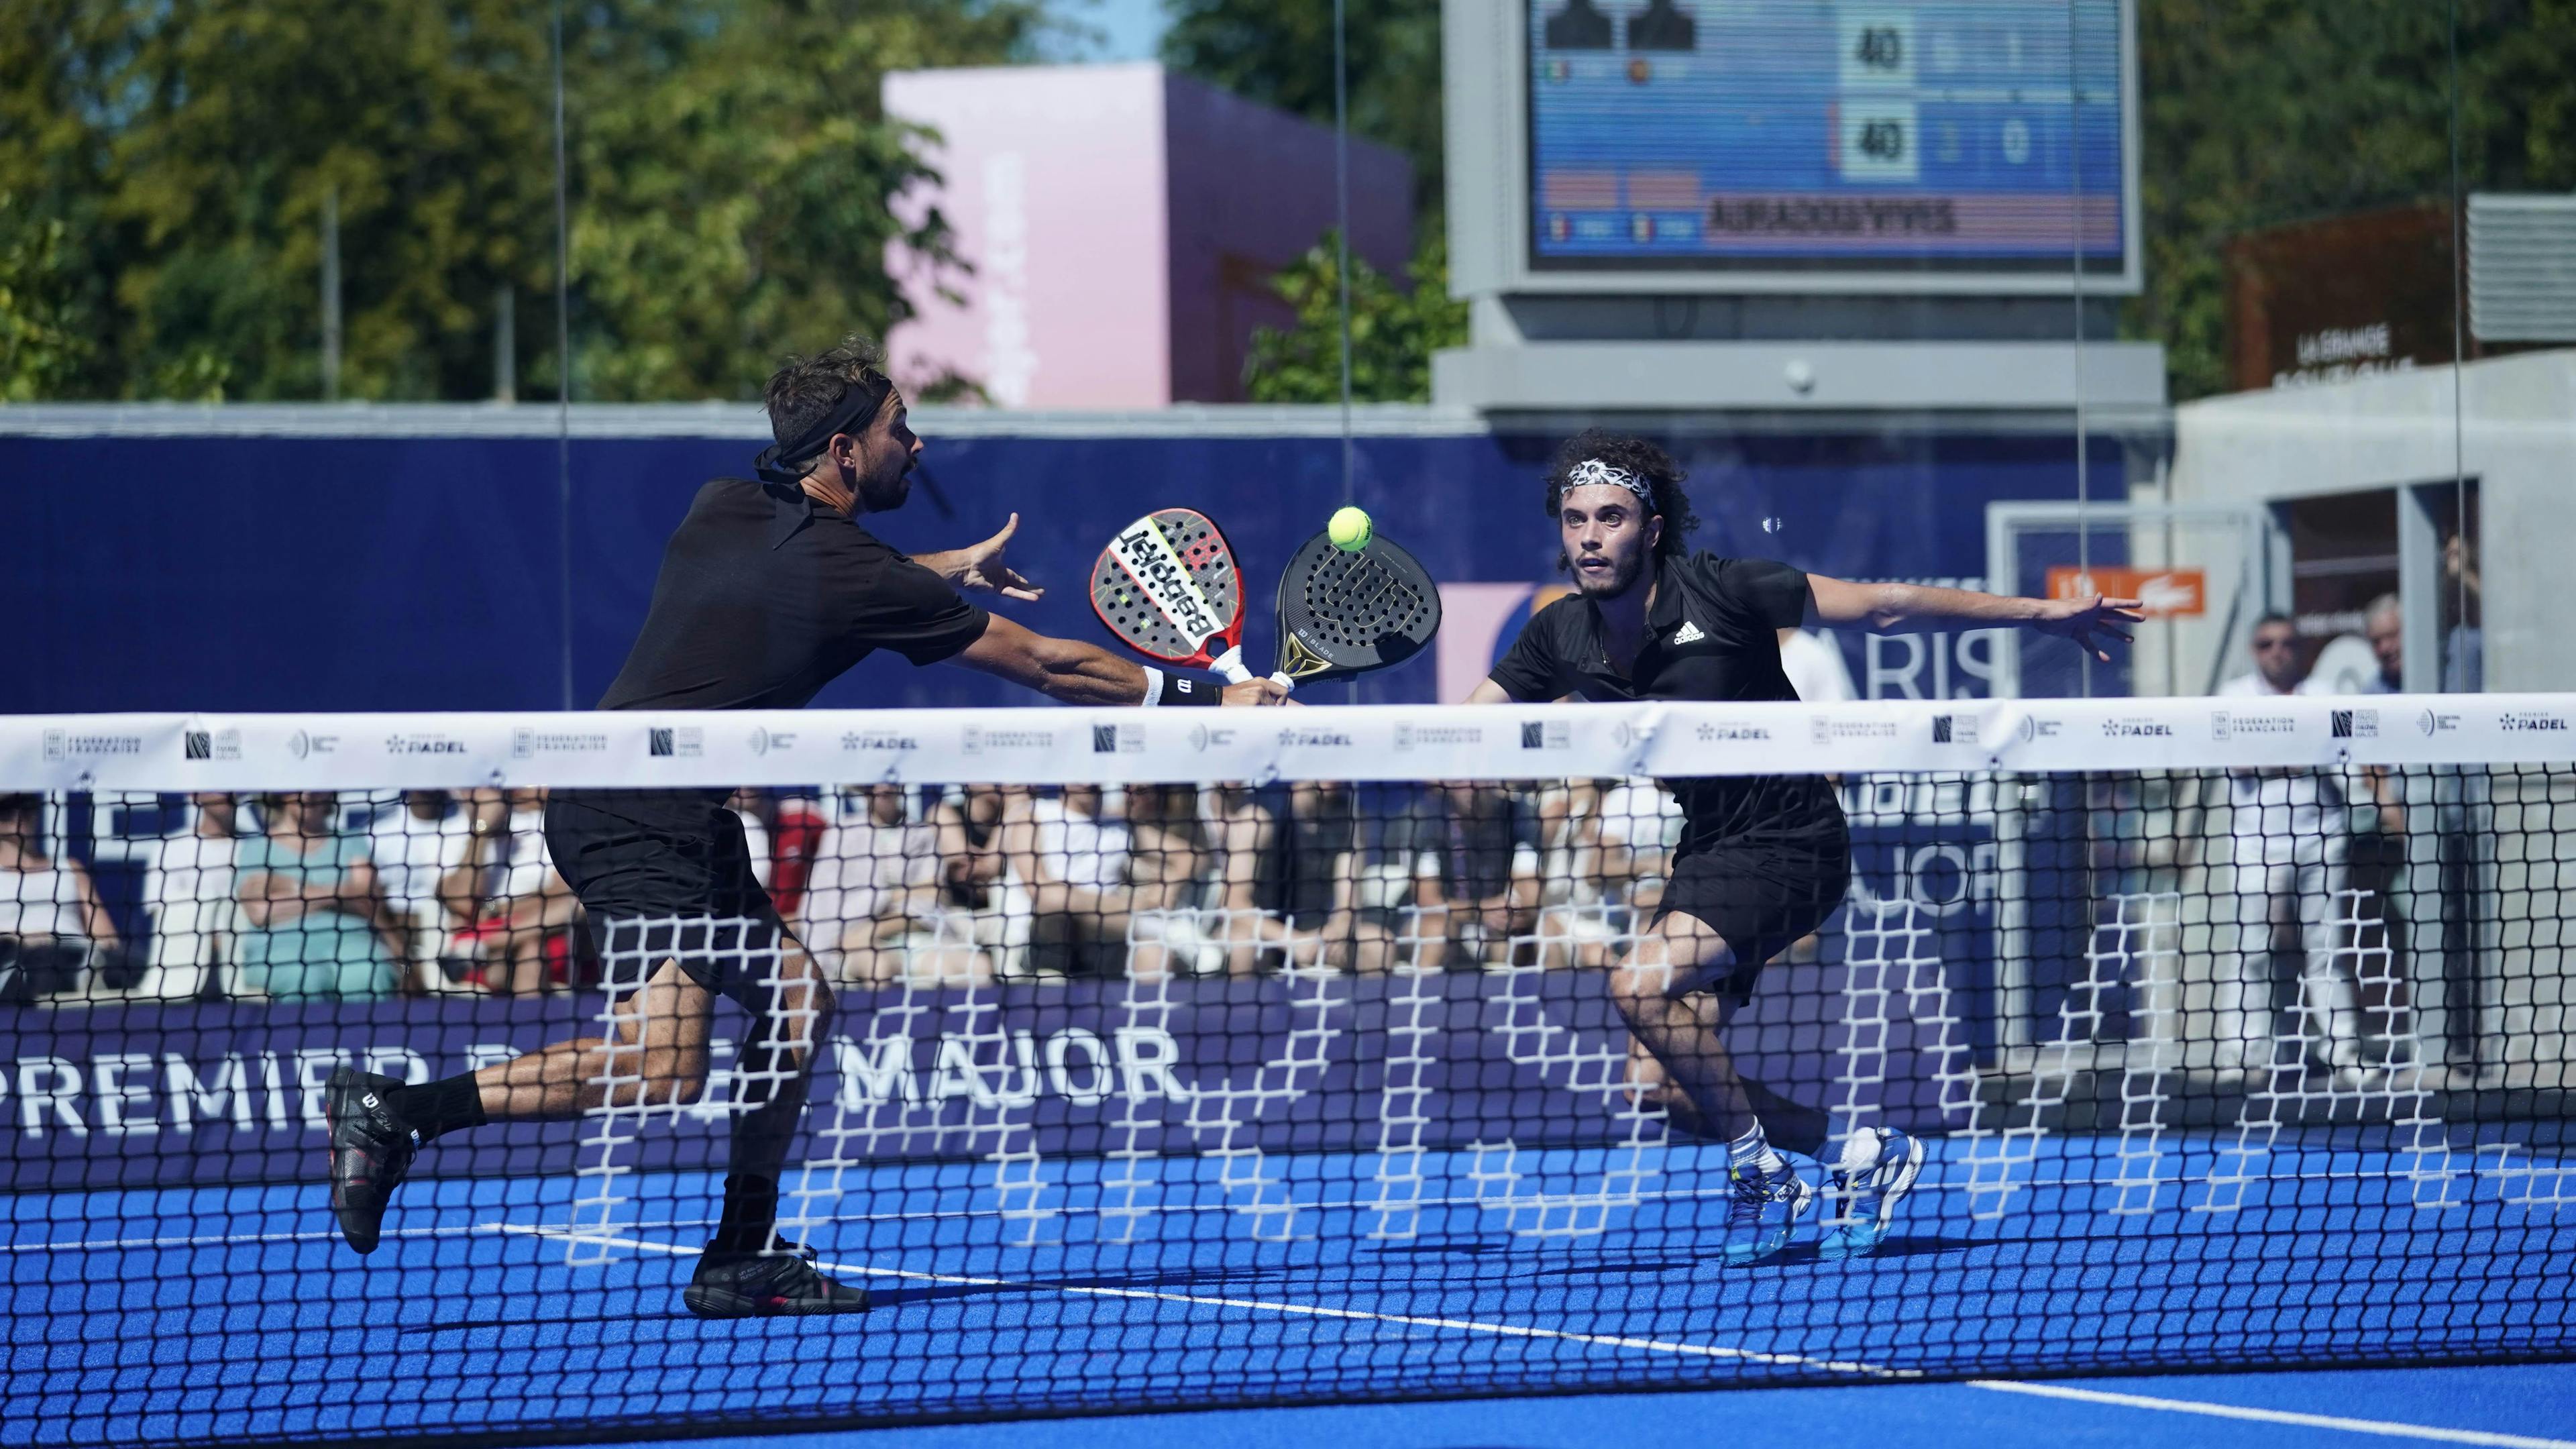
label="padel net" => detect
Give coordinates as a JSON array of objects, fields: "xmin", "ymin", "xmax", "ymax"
[{"xmin": 3, "ymin": 695, "xmax": 2572, "ymax": 1446}]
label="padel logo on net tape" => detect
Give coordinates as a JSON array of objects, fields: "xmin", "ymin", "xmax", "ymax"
[
  {"xmin": 1110, "ymin": 523, "xmax": 1222, "ymax": 641},
  {"xmin": 1092, "ymin": 724, "xmax": 1143, "ymax": 755},
  {"xmin": 1931, "ymin": 714, "xmax": 1977, "ymax": 745},
  {"xmin": 647, "ymin": 727, "xmax": 704, "ymax": 758},
  {"xmin": 2331, "ymin": 709, "xmax": 2379, "ymax": 739}
]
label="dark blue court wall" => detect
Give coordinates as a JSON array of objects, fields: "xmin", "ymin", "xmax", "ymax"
[{"xmin": 0, "ymin": 425, "xmax": 2112, "ymax": 712}]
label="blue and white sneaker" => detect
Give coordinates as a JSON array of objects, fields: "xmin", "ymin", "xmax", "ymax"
[
  {"xmin": 1719, "ymin": 1161, "xmax": 1815, "ymax": 1267},
  {"xmin": 1818, "ymin": 1126, "xmax": 1925, "ymax": 1260}
]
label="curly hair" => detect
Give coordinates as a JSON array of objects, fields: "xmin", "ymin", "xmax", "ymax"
[
  {"xmin": 762, "ymin": 334, "xmax": 896, "ymax": 449},
  {"xmin": 1542, "ymin": 429, "xmax": 1699, "ymax": 568}
]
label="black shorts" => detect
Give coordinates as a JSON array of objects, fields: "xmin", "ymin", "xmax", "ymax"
[
  {"xmin": 544, "ymin": 790, "xmax": 794, "ymax": 1007},
  {"xmin": 1650, "ymin": 826, "xmax": 1851, "ymax": 1004}
]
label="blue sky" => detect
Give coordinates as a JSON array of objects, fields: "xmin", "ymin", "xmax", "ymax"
[{"xmin": 1053, "ymin": 0, "xmax": 1169, "ymax": 61}]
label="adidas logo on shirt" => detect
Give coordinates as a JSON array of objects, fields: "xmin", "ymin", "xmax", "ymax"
[{"xmin": 1672, "ymin": 621, "xmax": 1707, "ymax": 645}]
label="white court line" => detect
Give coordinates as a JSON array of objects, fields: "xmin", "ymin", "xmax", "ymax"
[
  {"xmin": 1968, "ymin": 1380, "xmax": 2576, "ymax": 1448},
  {"xmin": 489, "ymin": 1222, "xmax": 1913, "ymax": 1380}
]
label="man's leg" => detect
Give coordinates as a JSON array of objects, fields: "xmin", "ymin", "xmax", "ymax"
[
  {"xmin": 1607, "ymin": 914, "xmax": 1817, "ymax": 1265},
  {"xmin": 323, "ymin": 955, "xmax": 712, "ymax": 1254},
  {"xmin": 710, "ymin": 934, "xmax": 834, "ymax": 1254},
  {"xmin": 1608, "ymin": 912, "xmax": 1755, "ymax": 1136},
  {"xmin": 680, "ymin": 929, "xmax": 869, "ymax": 1316}
]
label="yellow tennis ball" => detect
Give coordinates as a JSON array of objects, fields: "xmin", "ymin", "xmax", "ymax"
[{"xmin": 1328, "ymin": 506, "xmax": 1373, "ymax": 552}]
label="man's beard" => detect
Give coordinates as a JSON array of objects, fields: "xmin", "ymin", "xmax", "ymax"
[
  {"xmin": 855, "ymin": 460, "xmax": 912, "ymax": 513},
  {"xmin": 1572, "ymin": 548, "xmax": 1648, "ymax": 598}
]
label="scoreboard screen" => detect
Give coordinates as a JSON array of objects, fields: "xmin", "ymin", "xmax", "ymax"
[{"xmin": 1525, "ymin": 1, "xmax": 2132, "ymax": 281}]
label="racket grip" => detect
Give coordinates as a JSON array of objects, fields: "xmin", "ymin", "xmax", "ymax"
[
  {"xmin": 1209, "ymin": 645, "xmax": 1254, "ymax": 684},
  {"xmin": 1269, "ymin": 672, "xmax": 1295, "ymax": 692}
]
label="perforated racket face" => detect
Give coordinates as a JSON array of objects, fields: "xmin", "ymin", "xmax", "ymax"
[
  {"xmin": 1273, "ymin": 533, "xmax": 1442, "ymax": 682},
  {"xmin": 1090, "ymin": 508, "xmax": 1243, "ymax": 664}
]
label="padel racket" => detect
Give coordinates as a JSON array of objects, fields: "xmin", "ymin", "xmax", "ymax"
[
  {"xmin": 1089, "ymin": 508, "xmax": 1258, "ymax": 682},
  {"xmin": 1269, "ymin": 530, "xmax": 1442, "ymax": 688}
]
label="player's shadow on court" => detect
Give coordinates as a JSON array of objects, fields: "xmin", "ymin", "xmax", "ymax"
[
  {"xmin": 863, "ymin": 1264, "xmax": 1318, "ymax": 1309},
  {"xmin": 1718, "ymin": 1235, "xmax": 1980, "ymax": 1269}
]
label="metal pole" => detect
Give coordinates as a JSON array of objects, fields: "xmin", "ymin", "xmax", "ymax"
[
  {"xmin": 553, "ymin": 0, "xmax": 575, "ymax": 710},
  {"xmin": 321, "ymin": 186, "xmax": 341, "ymax": 401},
  {"xmin": 1333, "ymin": 0, "xmax": 1354, "ymax": 504}
]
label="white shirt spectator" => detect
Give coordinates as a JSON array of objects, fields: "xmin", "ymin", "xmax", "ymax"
[
  {"xmin": 368, "ymin": 797, "xmax": 478, "ymax": 923},
  {"xmin": 142, "ymin": 830, "xmax": 239, "ymax": 973},
  {"xmin": 805, "ymin": 800, "xmax": 941, "ymax": 930},
  {"xmin": 498, "ymin": 803, "xmax": 557, "ymax": 902},
  {"xmin": 1596, "ymin": 778, "xmax": 1684, "ymax": 853},
  {"xmin": 0, "ymin": 859, "xmax": 92, "ymax": 942},
  {"xmin": 1778, "ymin": 628, "xmax": 1857, "ymax": 704},
  {"xmin": 1029, "ymin": 792, "xmax": 1130, "ymax": 888}
]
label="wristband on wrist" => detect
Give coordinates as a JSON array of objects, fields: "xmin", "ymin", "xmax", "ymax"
[
  {"xmin": 1140, "ymin": 665, "xmax": 1166, "ymax": 707},
  {"xmin": 1163, "ymin": 674, "xmax": 1222, "ymax": 706}
]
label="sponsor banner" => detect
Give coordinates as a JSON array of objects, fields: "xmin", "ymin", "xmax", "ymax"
[
  {"xmin": 1, "ymin": 697, "xmax": 2570, "ymax": 791},
  {"xmin": 2043, "ymin": 566, "xmax": 2206, "ymax": 619},
  {"xmin": 1, "ymin": 973, "xmax": 1977, "ymax": 1192}
]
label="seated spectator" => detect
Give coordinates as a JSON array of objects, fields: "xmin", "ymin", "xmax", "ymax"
[
  {"xmin": 364, "ymin": 790, "xmax": 484, "ymax": 987},
  {"xmin": 2443, "ymin": 533, "xmax": 2482, "ymax": 693},
  {"xmin": 997, "ymin": 784, "xmax": 1154, "ymax": 975},
  {"xmin": 1403, "ymin": 782, "xmax": 1541, "ymax": 970},
  {"xmin": 1260, "ymin": 780, "xmax": 1399, "ymax": 973},
  {"xmin": 138, "ymin": 792, "xmax": 244, "ymax": 1000},
  {"xmin": 2363, "ymin": 593, "xmax": 2404, "ymax": 694},
  {"xmin": 0, "ymin": 793, "xmax": 122, "ymax": 1002},
  {"xmin": 723, "ymin": 789, "xmax": 777, "ymax": 890},
  {"xmin": 2218, "ymin": 612, "xmax": 2308, "ymax": 698},
  {"xmin": 1117, "ymin": 784, "xmax": 1233, "ymax": 979},
  {"xmin": 233, "ymin": 790, "xmax": 399, "ymax": 1002},
  {"xmin": 763, "ymin": 792, "xmax": 832, "ymax": 921},
  {"xmin": 453, "ymin": 788, "xmax": 584, "ymax": 996},
  {"xmin": 800, "ymin": 784, "xmax": 959, "ymax": 985}
]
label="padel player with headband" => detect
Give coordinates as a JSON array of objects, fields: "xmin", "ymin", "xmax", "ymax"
[
  {"xmin": 1462, "ymin": 431, "xmax": 2141, "ymax": 1267},
  {"xmin": 322, "ymin": 336, "xmax": 1289, "ymax": 1317}
]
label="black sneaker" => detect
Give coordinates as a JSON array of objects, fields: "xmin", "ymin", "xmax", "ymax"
[
  {"xmin": 683, "ymin": 1239, "xmax": 872, "ymax": 1318},
  {"xmin": 323, "ymin": 1067, "xmax": 418, "ymax": 1255}
]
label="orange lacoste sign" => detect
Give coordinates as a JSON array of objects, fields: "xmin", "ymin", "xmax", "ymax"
[{"xmin": 2045, "ymin": 566, "xmax": 2206, "ymax": 618}]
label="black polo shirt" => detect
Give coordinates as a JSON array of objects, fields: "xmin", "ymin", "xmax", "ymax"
[
  {"xmin": 596, "ymin": 478, "xmax": 990, "ymax": 711},
  {"xmin": 1487, "ymin": 551, "xmax": 1842, "ymax": 848}
]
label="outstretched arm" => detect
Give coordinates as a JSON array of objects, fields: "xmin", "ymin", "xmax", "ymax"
[
  {"xmin": 1805, "ymin": 576, "xmax": 2143, "ymax": 663},
  {"xmin": 950, "ymin": 614, "xmax": 1288, "ymax": 706}
]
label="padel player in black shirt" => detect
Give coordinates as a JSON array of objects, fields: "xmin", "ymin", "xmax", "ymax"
[
  {"xmin": 323, "ymin": 336, "xmax": 1285, "ymax": 1316},
  {"xmin": 1464, "ymin": 430, "xmax": 2139, "ymax": 1267}
]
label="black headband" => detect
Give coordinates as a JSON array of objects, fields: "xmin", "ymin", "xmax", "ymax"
[{"xmin": 753, "ymin": 374, "xmax": 891, "ymax": 486}]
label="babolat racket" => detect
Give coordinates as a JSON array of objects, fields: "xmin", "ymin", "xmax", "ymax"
[
  {"xmin": 1269, "ymin": 529, "xmax": 1442, "ymax": 688},
  {"xmin": 1090, "ymin": 508, "xmax": 1258, "ymax": 682}
]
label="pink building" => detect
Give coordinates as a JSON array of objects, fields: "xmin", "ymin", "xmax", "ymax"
[{"xmin": 883, "ymin": 64, "xmax": 1415, "ymax": 408}]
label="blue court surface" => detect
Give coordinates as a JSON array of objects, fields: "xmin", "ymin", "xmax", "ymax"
[{"xmin": 8, "ymin": 1131, "xmax": 2573, "ymax": 1448}]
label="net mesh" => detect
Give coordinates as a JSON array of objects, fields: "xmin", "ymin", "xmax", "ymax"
[{"xmin": 3, "ymin": 700, "xmax": 2571, "ymax": 1446}]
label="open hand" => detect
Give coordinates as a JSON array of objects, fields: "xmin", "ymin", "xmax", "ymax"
[
  {"xmin": 949, "ymin": 514, "xmax": 1044, "ymax": 602},
  {"xmin": 2031, "ymin": 595, "xmax": 2144, "ymax": 662}
]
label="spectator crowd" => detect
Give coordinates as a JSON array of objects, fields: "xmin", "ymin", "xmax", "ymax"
[{"xmin": 0, "ymin": 780, "xmax": 1719, "ymax": 1004}]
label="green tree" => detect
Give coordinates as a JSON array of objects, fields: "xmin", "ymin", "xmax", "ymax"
[
  {"xmin": 1161, "ymin": 0, "xmax": 1444, "ymax": 212},
  {"xmin": 0, "ymin": 0, "xmax": 1040, "ymax": 402},
  {"xmin": 0, "ymin": 193, "xmax": 94, "ymax": 400},
  {"xmin": 1242, "ymin": 228, "xmax": 1465, "ymax": 404},
  {"xmin": 2131, "ymin": 0, "xmax": 2576, "ymax": 400}
]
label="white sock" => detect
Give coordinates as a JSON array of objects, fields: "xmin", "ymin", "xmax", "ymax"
[{"xmin": 1726, "ymin": 1122, "xmax": 1785, "ymax": 1176}]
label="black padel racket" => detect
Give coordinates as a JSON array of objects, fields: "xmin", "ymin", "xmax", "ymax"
[
  {"xmin": 1090, "ymin": 508, "xmax": 1258, "ymax": 682},
  {"xmin": 1270, "ymin": 529, "xmax": 1442, "ymax": 689}
]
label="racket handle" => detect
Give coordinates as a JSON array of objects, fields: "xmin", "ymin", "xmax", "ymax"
[
  {"xmin": 1209, "ymin": 645, "xmax": 1254, "ymax": 684},
  {"xmin": 1269, "ymin": 672, "xmax": 1295, "ymax": 692}
]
